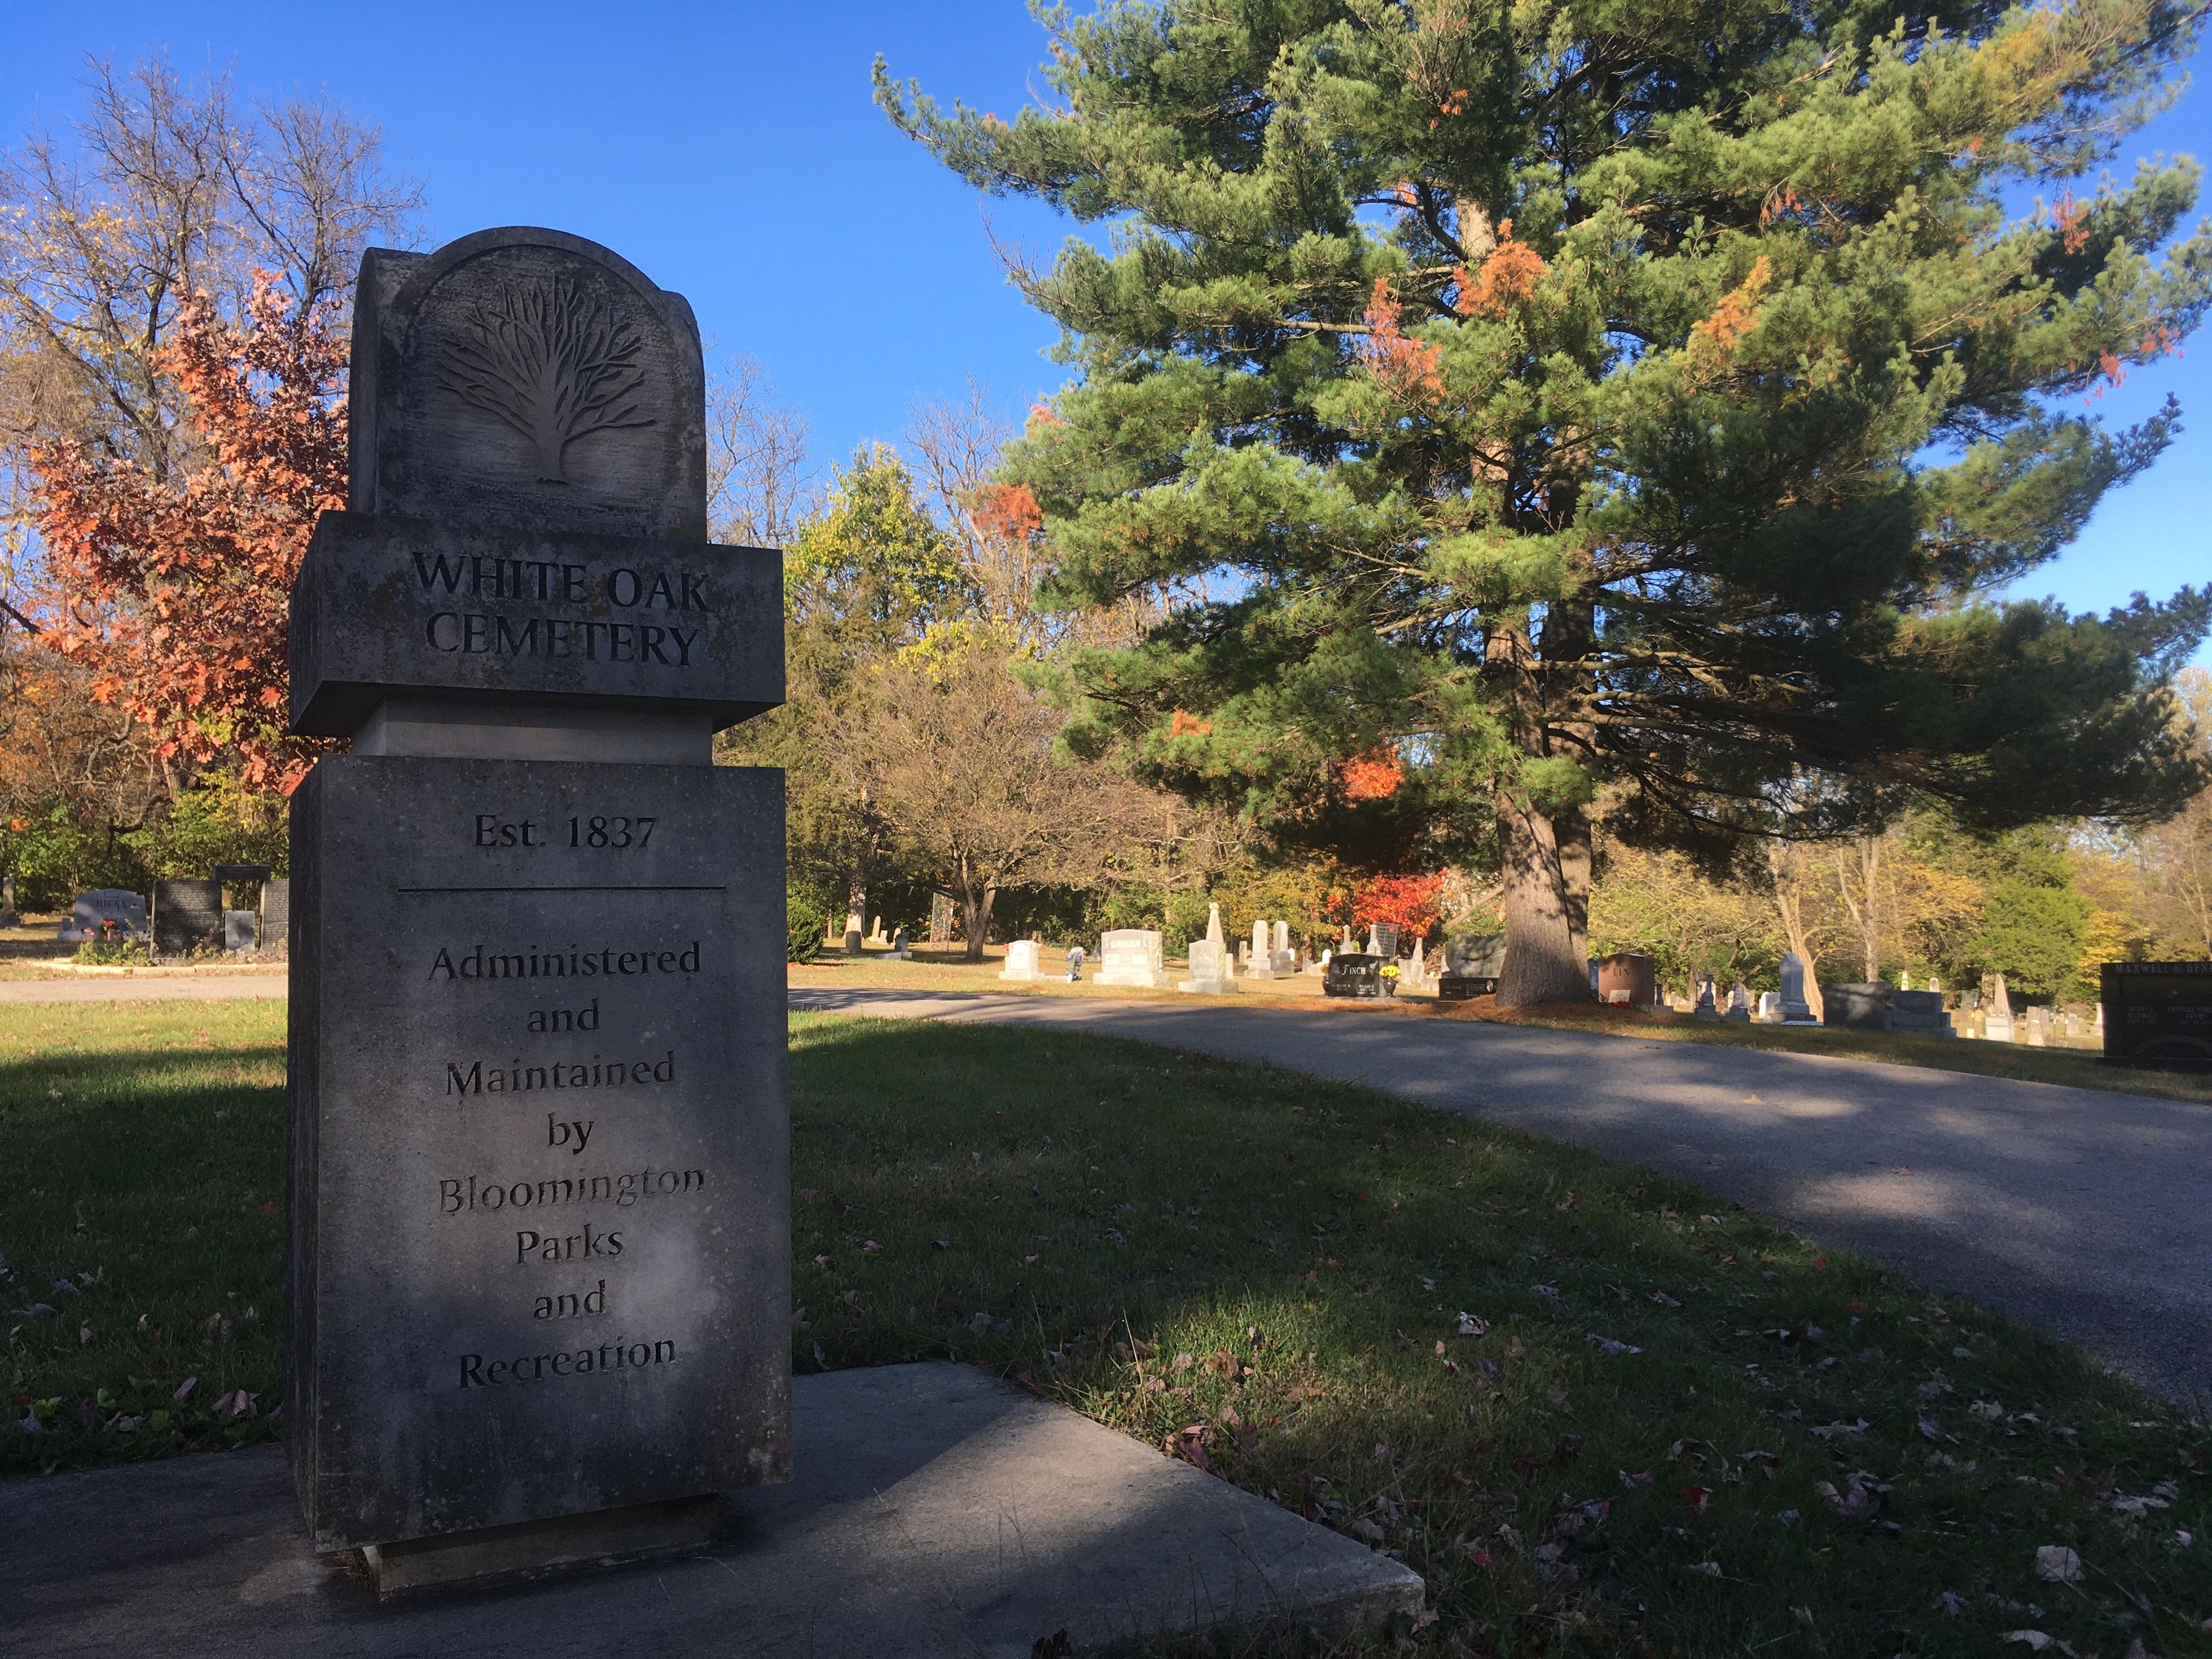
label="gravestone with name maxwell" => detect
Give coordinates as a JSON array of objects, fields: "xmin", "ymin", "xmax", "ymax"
[{"xmin": 286, "ymin": 228, "xmax": 787, "ymax": 1590}]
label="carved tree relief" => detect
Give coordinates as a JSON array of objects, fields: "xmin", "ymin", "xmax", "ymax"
[{"xmin": 440, "ymin": 275, "xmax": 653, "ymax": 483}]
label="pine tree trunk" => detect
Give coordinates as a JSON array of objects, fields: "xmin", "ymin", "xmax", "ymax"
[
  {"xmin": 1494, "ymin": 618, "xmax": 1591, "ymax": 1007},
  {"xmin": 1496, "ymin": 792, "xmax": 1589, "ymax": 1005}
]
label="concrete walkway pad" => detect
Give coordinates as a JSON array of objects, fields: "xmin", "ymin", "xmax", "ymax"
[{"xmin": 0, "ymin": 1363, "xmax": 1420, "ymax": 1657}]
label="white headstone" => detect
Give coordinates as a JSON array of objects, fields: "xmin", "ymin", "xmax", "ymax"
[
  {"xmin": 1726, "ymin": 981, "xmax": 1752, "ymax": 1021},
  {"xmin": 1756, "ymin": 990, "xmax": 1783, "ymax": 1022},
  {"xmin": 1179, "ymin": 937, "xmax": 1236, "ymax": 994},
  {"xmin": 1206, "ymin": 903, "xmax": 1226, "ymax": 948},
  {"xmin": 1096, "ymin": 929, "xmax": 1168, "ymax": 987},
  {"xmin": 999, "ymin": 940, "xmax": 1042, "ymax": 982},
  {"xmin": 1247, "ymin": 919, "xmax": 1274, "ymax": 979},
  {"xmin": 1270, "ymin": 921, "xmax": 1293, "ymax": 973}
]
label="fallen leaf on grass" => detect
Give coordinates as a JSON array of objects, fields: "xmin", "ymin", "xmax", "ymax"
[
  {"xmin": 211, "ymin": 1389, "xmax": 256, "ymax": 1419},
  {"xmin": 1456, "ymin": 1311, "xmax": 1487, "ymax": 1336},
  {"xmin": 1166, "ymin": 1425, "xmax": 1215, "ymax": 1475},
  {"xmin": 1649, "ymin": 1290, "xmax": 1681, "ymax": 1307},
  {"xmin": 1814, "ymin": 1472, "xmax": 1884, "ymax": 1523},
  {"xmin": 2000, "ymin": 1634, "xmax": 2053, "ymax": 1652},
  {"xmin": 2032, "ymin": 1545, "xmax": 2082, "ymax": 1583},
  {"xmin": 1586, "ymin": 1332, "xmax": 1641, "ymax": 1356},
  {"xmin": 1680, "ymin": 1486, "xmax": 1711, "ymax": 1513},
  {"xmin": 1685, "ymin": 1560, "xmax": 1721, "ymax": 1576},
  {"xmin": 172, "ymin": 1377, "xmax": 196, "ymax": 1403},
  {"xmin": 1810, "ymin": 1418, "xmax": 1870, "ymax": 1440}
]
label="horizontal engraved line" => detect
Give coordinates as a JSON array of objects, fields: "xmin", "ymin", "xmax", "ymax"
[{"xmin": 396, "ymin": 885, "xmax": 728, "ymax": 895}]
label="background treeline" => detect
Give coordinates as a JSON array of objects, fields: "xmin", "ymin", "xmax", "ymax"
[{"xmin": 1, "ymin": 58, "xmax": 2206, "ymax": 1000}]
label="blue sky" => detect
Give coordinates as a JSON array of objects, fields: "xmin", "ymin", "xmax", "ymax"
[{"xmin": 7, "ymin": 1, "xmax": 2208, "ymax": 656}]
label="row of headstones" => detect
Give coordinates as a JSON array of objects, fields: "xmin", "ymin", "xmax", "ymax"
[
  {"xmin": 48, "ymin": 872, "xmax": 290, "ymax": 957},
  {"xmin": 1596, "ymin": 952, "xmax": 2101, "ymax": 1043},
  {"xmin": 995, "ymin": 908, "xmax": 1469, "ymax": 995}
]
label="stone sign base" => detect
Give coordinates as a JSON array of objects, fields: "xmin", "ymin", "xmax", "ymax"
[
  {"xmin": 2, "ymin": 1364, "xmax": 1421, "ymax": 1657},
  {"xmin": 357, "ymin": 1493, "xmax": 725, "ymax": 1599}
]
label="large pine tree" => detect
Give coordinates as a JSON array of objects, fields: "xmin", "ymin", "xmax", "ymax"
[{"xmin": 880, "ymin": 0, "xmax": 2212, "ymax": 1003}]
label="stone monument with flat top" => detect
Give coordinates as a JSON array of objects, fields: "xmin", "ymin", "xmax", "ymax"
[{"xmin": 286, "ymin": 227, "xmax": 788, "ymax": 1594}]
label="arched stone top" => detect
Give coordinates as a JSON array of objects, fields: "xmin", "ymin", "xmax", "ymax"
[{"xmin": 349, "ymin": 227, "xmax": 708, "ymax": 540}]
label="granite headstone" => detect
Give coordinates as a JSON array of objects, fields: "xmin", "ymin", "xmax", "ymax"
[
  {"xmin": 61, "ymin": 888, "xmax": 148, "ymax": 942},
  {"xmin": 260, "ymin": 878, "xmax": 291, "ymax": 952},
  {"xmin": 999, "ymin": 940, "xmax": 1042, "ymax": 982},
  {"xmin": 284, "ymin": 228, "xmax": 789, "ymax": 1581},
  {"xmin": 1096, "ymin": 929, "xmax": 1168, "ymax": 988},
  {"xmin": 1779, "ymin": 953, "xmax": 1817, "ymax": 1024},
  {"xmin": 151, "ymin": 881, "xmax": 222, "ymax": 954},
  {"xmin": 1822, "ymin": 983, "xmax": 1891, "ymax": 1031},
  {"xmin": 1180, "ymin": 938, "xmax": 1235, "ymax": 994}
]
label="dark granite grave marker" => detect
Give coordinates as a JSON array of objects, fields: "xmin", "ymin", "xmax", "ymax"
[
  {"xmin": 152, "ymin": 880, "xmax": 222, "ymax": 955},
  {"xmin": 260, "ymin": 878, "xmax": 290, "ymax": 951},
  {"xmin": 1822, "ymin": 983, "xmax": 1891, "ymax": 1031},
  {"xmin": 2100, "ymin": 961, "xmax": 2212, "ymax": 1067},
  {"xmin": 286, "ymin": 227, "xmax": 788, "ymax": 1589}
]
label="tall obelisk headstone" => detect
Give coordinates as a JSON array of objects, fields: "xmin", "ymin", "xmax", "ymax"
[{"xmin": 286, "ymin": 228, "xmax": 788, "ymax": 1591}]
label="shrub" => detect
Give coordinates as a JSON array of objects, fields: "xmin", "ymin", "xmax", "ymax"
[{"xmin": 787, "ymin": 891, "xmax": 826, "ymax": 964}]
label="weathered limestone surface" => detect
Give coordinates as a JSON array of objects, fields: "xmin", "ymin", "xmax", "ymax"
[
  {"xmin": 286, "ymin": 225, "xmax": 792, "ymax": 1566},
  {"xmin": 288, "ymin": 757, "xmax": 789, "ymax": 1547},
  {"xmin": 290, "ymin": 515, "xmax": 782, "ymax": 736},
  {"xmin": 349, "ymin": 228, "xmax": 709, "ymax": 540}
]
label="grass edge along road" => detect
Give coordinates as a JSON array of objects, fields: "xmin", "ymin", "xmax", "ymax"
[{"xmin": 3, "ymin": 1000, "xmax": 2207, "ymax": 1657}]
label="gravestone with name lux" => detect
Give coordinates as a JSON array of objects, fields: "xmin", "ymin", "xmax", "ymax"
[{"xmin": 285, "ymin": 228, "xmax": 788, "ymax": 1582}]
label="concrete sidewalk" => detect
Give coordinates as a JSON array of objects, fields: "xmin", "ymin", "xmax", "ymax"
[
  {"xmin": 793, "ymin": 987, "xmax": 2212, "ymax": 1407},
  {"xmin": 0, "ymin": 1363, "xmax": 1418, "ymax": 1658}
]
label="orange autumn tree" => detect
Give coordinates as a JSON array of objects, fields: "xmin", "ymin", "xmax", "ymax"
[
  {"xmin": 32, "ymin": 274, "xmax": 345, "ymax": 794},
  {"xmin": 1352, "ymin": 872, "xmax": 1445, "ymax": 941}
]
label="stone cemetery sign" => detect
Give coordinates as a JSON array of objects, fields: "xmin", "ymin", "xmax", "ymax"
[
  {"xmin": 2101, "ymin": 961, "xmax": 2212, "ymax": 1066},
  {"xmin": 285, "ymin": 228, "xmax": 787, "ymax": 1586}
]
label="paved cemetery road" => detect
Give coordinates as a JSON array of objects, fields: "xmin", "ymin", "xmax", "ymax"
[
  {"xmin": 0, "ymin": 975, "xmax": 287, "ymax": 1005},
  {"xmin": 793, "ymin": 986, "xmax": 2212, "ymax": 1407}
]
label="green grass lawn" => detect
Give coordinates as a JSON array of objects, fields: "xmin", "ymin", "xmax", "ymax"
[{"xmin": 4, "ymin": 1001, "xmax": 2208, "ymax": 1657}]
